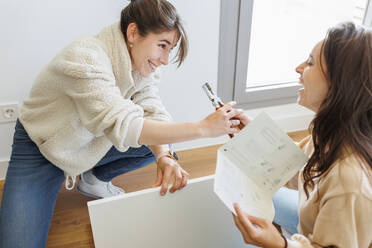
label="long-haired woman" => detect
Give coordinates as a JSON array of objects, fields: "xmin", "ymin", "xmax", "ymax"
[{"xmin": 233, "ymin": 22, "xmax": 372, "ymax": 248}]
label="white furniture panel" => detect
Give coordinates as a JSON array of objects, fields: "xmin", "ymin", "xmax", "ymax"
[{"xmin": 88, "ymin": 176, "xmax": 252, "ymax": 248}]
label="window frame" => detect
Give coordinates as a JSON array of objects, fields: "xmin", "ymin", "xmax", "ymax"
[
  {"xmin": 218, "ymin": 0, "xmax": 371, "ymax": 109},
  {"xmin": 364, "ymin": 0, "xmax": 372, "ymax": 25}
]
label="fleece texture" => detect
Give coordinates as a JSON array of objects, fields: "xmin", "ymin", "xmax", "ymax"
[{"xmin": 19, "ymin": 23, "xmax": 172, "ymax": 177}]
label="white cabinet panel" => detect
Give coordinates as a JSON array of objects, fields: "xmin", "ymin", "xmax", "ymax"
[{"xmin": 88, "ymin": 176, "xmax": 252, "ymax": 248}]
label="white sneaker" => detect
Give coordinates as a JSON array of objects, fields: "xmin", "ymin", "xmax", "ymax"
[{"xmin": 77, "ymin": 170, "xmax": 125, "ymax": 199}]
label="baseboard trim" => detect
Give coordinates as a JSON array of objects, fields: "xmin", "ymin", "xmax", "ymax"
[{"xmin": 0, "ymin": 160, "xmax": 8, "ymax": 180}]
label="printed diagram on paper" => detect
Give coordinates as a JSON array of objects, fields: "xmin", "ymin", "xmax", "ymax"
[{"xmin": 214, "ymin": 112, "xmax": 308, "ymax": 220}]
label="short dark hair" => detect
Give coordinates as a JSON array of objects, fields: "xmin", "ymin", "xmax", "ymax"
[{"xmin": 120, "ymin": 0, "xmax": 188, "ymax": 67}]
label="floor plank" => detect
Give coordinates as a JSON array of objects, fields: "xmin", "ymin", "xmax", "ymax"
[{"xmin": 0, "ymin": 130, "xmax": 308, "ymax": 247}]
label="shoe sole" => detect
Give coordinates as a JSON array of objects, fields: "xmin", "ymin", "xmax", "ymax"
[{"xmin": 77, "ymin": 185, "xmax": 102, "ymax": 199}]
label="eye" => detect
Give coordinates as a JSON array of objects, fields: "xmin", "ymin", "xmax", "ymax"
[
  {"xmin": 306, "ymin": 57, "xmax": 313, "ymax": 66},
  {"xmin": 159, "ymin": 44, "xmax": 167, "ymax": 49}
]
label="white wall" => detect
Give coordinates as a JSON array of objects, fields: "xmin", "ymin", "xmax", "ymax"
[
  {"xmin": 0, "ymin": 0, "xmax": 313, "ymax": 178},
  {"xmin": 0, "ymin": 0, "xmax": 124, "ymax": 157}
]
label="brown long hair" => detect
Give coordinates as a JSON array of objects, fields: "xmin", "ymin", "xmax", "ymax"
[
  {"xmin": 303, "ymin": 22, "xmax": 372, "ymax": 197},
  {"xmin": 120, "ymin": 0, "xmax": 188, "ymax": 67}
]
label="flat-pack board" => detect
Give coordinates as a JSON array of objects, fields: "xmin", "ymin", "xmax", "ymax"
[{"xmin": 88, "ymin": 176, "xmax": 252, "ymax": 248}]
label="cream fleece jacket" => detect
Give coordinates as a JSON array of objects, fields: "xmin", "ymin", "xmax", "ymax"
[
  {"xmin": 286, "ymin": 136, "xmax": 372, "ymax": 248},
  {"xmin": 19, "ymin": 23, "xmax": 172, "ymax": 179}
]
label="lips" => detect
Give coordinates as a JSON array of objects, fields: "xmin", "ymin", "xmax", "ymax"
[
  {"xmin": 148, "ymin": 60, "xmax": 157, "ymax": 72},
  {"xmin": 298, "ymin": 79, "xmax": 304, "ymax": 91}
]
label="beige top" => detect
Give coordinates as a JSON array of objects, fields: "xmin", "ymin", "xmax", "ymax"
[
  {"xmin": 19, "ymin": 23, "xmax": 171, "ymax": 178},
  {"xmin": 287, "ymin": 136, "xmax": 372, "ymax": 248}
]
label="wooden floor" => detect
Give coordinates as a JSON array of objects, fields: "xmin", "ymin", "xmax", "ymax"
[{"xmin": 0, "ymin": 130, "xmax": 308, "ymax": 247}]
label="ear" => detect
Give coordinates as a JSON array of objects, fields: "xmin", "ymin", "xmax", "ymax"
[{"xmin": 126, "ymin": 22, "xmax": 139, "ymax": 44}]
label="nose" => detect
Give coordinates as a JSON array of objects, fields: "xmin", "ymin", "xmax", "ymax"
[
  {"xmin": 295, "ymin": 61, "xmax": 306, "ymax": 75},
  {"xmin": 160, "ymin": 51, "xmax": 169, "ymax": 65}
]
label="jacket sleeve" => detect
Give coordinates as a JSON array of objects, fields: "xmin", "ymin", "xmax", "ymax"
[
  {"xmin": 52, "ymin": 38, "xmax": 144, "ymax": 151},
  {"xmin": 131, "ymin": 70, "xmax": 172, "ymax": 122},
  {"xmin": 287, "ymin": 193, "xmax": 368, "ymax": 248}
]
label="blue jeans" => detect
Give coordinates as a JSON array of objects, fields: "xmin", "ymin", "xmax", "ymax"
[
  {"xmin": 272, "ymin": 187, "xmax": 299, "ymax": 235},
  {"xmin": 0, "ymin": 120, "xmax": 156, "ymax": 248}
]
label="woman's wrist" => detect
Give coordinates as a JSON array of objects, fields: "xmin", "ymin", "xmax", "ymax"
[
  {"xmin": 156, "ymin": 150, "xmax": 177, "ymax": 163},
  {"xmin": 195, "ymin": 120, "xmax": 208, "ymax": 138}
]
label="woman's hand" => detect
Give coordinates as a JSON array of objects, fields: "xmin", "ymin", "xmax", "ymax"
[
  {"xmin": 153, "ymin": 156, "xmax": 189, "ymax": 195},
  {"xmin": 199, "ymin": 101, "xmax": 244, "ymax": 137},
  {"xmin": 231, "ymin": 110, "xmax": 251, "ymax": 131},
  {"xmin": 233, "ymin": 203, "xmax": 286, "ymax": 248}
]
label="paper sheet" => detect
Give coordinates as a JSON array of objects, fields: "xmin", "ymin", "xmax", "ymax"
[{"xmin": 214, "ymin": 112, "xmax": 308, "ymax": 220}]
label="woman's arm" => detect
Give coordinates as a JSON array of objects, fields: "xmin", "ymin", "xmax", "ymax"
[
  {"xmin": 233, "ymin": 191, "xmax": 372, "ymax": 248},
  {"xmin": 138, "ymin": 102, "xmax": 243, "ymax": 145}
]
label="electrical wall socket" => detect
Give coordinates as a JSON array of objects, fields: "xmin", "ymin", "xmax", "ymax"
[{"xmin": 0, "ymin": 103, "xmax": 19, "ymax": 124}]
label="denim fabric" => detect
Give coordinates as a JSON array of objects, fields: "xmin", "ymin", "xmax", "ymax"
[
  {"xmin": 93, "ymin": 142, "xmax": 155, "ymax": 182},
  {"xmin": 0, "ymin": 120, "xmax": 155, "ymax": 248},
  {"xmin": 272, "ymin": 187, "xmax": 300, "ymax": 235}
]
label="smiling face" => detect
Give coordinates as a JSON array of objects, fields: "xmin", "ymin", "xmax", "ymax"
[
  {"xmin": 126, "ymin": 23, "xmax": 179, "ymax": 77},
  {"xmin": 296, "ymin": 41, "xmax": 329, "ymax": 112}
]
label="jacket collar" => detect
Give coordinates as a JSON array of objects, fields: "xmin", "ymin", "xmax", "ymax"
[{"xmin": 96, "ymin": 23, "xmax": 136, "ymax": 90}]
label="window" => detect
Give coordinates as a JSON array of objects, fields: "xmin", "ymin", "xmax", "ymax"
[{"xmin": 218, "ymin": 0, "xmax": 371, "ymax": 109}]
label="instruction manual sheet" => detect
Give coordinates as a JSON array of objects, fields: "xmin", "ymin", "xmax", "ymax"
[{"xmin": 214, "ymin": 112, "xmax": 308, "ymax": 220}]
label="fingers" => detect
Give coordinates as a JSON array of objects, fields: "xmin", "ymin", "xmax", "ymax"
[
  {"xmin": 217, "ymin": 102, "xmax": 247, "ymax": 123},
  {"xmin": 229, "ymin": 119, "xmax": 241, "ymax": 126},
  {"xmin": 227, "ymin": 119, "xmax": 241, "ymax": 134},
  {"xmin": 157, "ymin": 159, "xmax": 190, "ymax": 195},
  {"xmin": 180, "ymin": 169, "xmax": 189, "ymax": 189},
  {"xmin": 232, "ymin": 213, "xmax": 256, "ymax": 245},
  {"xmin": 233, "ymin": 203, "xmax": 284, "ymax": 248},
  {"xmin": 202, "ymin": 102, "xmax": 246, "ymax": 137},
  {"xmin": 219, "ymin": 101, "xmax": 236, "ymax": 111},
  {"xmin": 246, "ymin": 214, "xmax": 267, "ymax": 227},
  {"xmin": 225, "ymin": 108, "xmax": 243, "ymax": 119},
  {"xmin": 228, "ymin": 127, "xmax": 240, "ymax": 134},
  {"xmin": 160, "ymin": 168, "xmax": 172, "ymax": 196},
  {"xmin": 233, "ymin": 203, "xmax": 257, "ymax": 235},
  {"xmin": 236, "ymin": 113, "xmax": 251, "ymax": 126},
  {"xmin": 233, "ymin": 213, "xmax": 248, "ymax": 236},
  {"xmin": 170, "ymin": 167, "xmax": 190, "ymax": 192},
  {"xmin": 170, "ymin": 169, "xmax": 182, "ymax": 193},
  {"xmin": 153, "ymin": 167, "xmax": 163, "ymax": 187}
]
